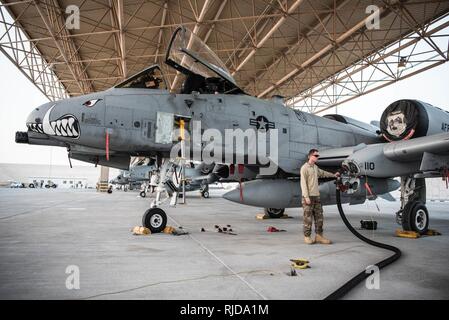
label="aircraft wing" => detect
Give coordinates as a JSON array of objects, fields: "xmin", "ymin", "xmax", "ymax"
[
  {"xmin": 318, "ymin": 132, "xmax": 449, "ymax": 167},
  {"xmin": 381, "ymin": 132, "xmax": 449, "ymax": 162},
  {"xmin": 316, "ymin": 132, "xmax": 449, "ymax": 178}
]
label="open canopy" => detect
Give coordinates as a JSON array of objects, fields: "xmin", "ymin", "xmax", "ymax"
[
  {"xmin": 165, "ymin": 26, "xmax": 244, "ymax": 94},
  {"xmin": 114, "ymin": 65, "xmax": 167, "ymax": 90}
]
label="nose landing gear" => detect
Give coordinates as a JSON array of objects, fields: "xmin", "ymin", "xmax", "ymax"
[
  {"xmin": 141, "ymin": 159, "xmax": 177, "ymax": 233},
  {"xmin": 142, "ymin": 207, "xmax": 167, "ymax": 233}
]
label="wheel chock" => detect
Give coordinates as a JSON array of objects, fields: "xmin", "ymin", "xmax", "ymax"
[
  {"xmin": 395, "ymin": 228, "xmax": 442, "ymax": 239},
  {"xmin": 163, "ymin": 226, "xmax": 175, "ymax": 234},
  {"xmin": 256, "ymin": 213, "xmax": 290, "ymax": 220},
  {"xmin": 425, "ymin": 229, "xmax": 441, "ymax": 236},
  {"xmin": 290, "ymin": 258, "xmax": 310, "ymax": 269},
  {"xmin": 132, "ymin": 226, "xmax": 151, "ymax": 235},
  {"xmin": 395, "ymin": 229, "xmax": 419, "ymax": 238}
]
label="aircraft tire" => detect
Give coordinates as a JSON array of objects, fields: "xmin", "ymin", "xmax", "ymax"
[
  {"xmin": 201, "ymin": 191, "xmax": 209, "ymax": 198},
  {"xmin": 264, "ymin": 208, "xmax": 285, "ymax": 218},
  {"xmin": 402, "ymin": 201, "xmax": 429, "ymax": 235},
  {"xmin": 140, "ymin": 191, "xmax": 146, "ymax": 198},
  {"xmin": 142, "ymin": 208, "xmax": 167, "ymax": 233}
]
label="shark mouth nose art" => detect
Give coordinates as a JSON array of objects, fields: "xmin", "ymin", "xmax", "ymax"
[
  {"xmin": 27, "ymin": 123, "xmax": 44, "ymax": 134},
  {"xmin": 49, "ymin": 115, "xmax": 80, "ymax": 138},
  {"xmin": 28, "ymin": 104, "xmax": 81, "ymax": 139}
]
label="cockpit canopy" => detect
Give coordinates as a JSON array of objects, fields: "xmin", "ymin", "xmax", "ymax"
[
  {"xmin": 115, "ymin": 65, "xmax": 167, "ymax": 90},
  {"xmin": 114, "ymin": 26, "xmax": 245, "ymax": 95},
  {"xmin": 166, "ymin": 26, "xmax": 244, "ymax": 95}
]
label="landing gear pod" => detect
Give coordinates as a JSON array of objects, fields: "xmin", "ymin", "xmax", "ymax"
[{"xmin": 380, "ymin": 99, "xmax": 449, "ymax": 141}]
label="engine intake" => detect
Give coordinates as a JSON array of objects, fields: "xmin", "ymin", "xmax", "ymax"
[{"xmin": 380, "ymin": 99, "xmax": 449, "ymax": 142}]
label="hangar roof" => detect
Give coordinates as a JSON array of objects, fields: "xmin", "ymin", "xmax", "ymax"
[{"xmin": 1, "ymin": 0, "xmax": 449, "ymax": 112}]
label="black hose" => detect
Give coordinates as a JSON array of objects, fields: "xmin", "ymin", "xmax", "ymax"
[{"xmin": 324, "ymin": 188, "xmax": 402, "ymax": 300}]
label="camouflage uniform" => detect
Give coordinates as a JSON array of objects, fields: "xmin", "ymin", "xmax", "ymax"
[
  {"xmin": 301, "ymin": 196, "xmax": 323, "ymax": 237},
  {"xmin": 300, "ymin": 162, "xmax": 334, "ymax": 237}
]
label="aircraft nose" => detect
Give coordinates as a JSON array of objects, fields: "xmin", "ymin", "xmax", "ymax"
[
  {"xmin": 25, "ymin": 101, "xmax": 81, "ymax": 138},
  {"xmin": 25, "ymin": 102, "xmax": 53, "ymax": 134}
]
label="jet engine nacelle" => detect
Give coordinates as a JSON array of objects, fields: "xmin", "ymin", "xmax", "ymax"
[
  {"xmin": 223, "ymin": 177, "xmax": 399, "ymax": 208},
  {"xmin": 380, "ymin": 99, "xmax": 449, "ymax": 142},
  {"xmin": 342, "ymin": 143, "xmax": 421, "ymax": 178}
]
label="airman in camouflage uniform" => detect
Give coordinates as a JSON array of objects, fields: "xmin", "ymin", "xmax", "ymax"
[{"xmin": 300, "ymin": 149, "xmax": 339, "ymax": 244}]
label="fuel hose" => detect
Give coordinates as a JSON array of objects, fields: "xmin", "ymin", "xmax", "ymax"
[{"xmin": 324, "ymin": 187, "xmax": 402, "ymax": 300}]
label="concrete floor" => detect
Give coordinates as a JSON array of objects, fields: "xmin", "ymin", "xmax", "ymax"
[{"xmin": 0, "ymin": 187, "xmax": 448, "ymax": 300}]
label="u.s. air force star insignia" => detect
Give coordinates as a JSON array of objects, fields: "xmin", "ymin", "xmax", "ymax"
[{"xmin": 250, "ymin": 115, "xmax": 275, "ymax": 131}]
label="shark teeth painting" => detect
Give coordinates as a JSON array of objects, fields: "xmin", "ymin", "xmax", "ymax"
[
  {"xmin": 27, "ymin": 104, "xmax": 80, "ymax": 139},
  {"xmin": 49, "ymin": 115, "xmax": 80, "ymax": 138},
  {"xmin": 26, "ymin": 123, "xmax": 44, "ymax": 134}
]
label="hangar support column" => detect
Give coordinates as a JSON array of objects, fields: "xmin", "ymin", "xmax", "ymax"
[{"xmin": 97, "ymin": 166, "xmax": 110, "ymax": 192}]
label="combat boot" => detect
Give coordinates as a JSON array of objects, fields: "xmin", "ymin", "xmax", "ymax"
[
  {"xmin": 304, "ymin": 236, "xmax": 315, "ymax": 244},
  {"xmin": 315, "ymin": 234, "xmax": 332, "ymax": 244}
]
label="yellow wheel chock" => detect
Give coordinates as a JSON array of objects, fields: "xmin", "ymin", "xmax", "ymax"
[
  {"xmin": 290, "ymin": 258, "xmax": 310, "ymax": 269},
  {"xmin": 395, "ymin": 228, "xmax": 441, "ymax": 239}
]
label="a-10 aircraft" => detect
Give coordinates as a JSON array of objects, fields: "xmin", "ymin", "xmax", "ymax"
[
  {"xmin": 16, "ymin": 26, "xmax": 449, "ymax": 234},
  {"xmin": 110, "ymin": 165, "xmax": 155, "ymax": 192},
  {"xmin": 111, "ymin": 160, "xmax": 219, "ymax": 198}
]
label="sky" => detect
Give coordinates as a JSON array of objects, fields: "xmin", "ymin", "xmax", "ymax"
[{"xmin": 0, "ymin": 51, "xmax": 448, "ymax": 166}]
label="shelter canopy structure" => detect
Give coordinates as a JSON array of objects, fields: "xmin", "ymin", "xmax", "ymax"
[{"xmin": 1, "ymin": 0, "xmax": 449, "ymax": 113}]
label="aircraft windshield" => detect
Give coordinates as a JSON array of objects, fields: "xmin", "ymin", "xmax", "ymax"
[
  {"xmin": 115, "ymin": 65, "xmax": 167, "ymax": 90},
  {"xmin": 166, "ymin": 27, "xmax": 237, "ymax": 86}
]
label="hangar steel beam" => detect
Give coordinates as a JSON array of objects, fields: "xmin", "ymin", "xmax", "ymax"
[
  {"xmin": 170, "ymin": 0, "xmax": 215, "ymax": 90},
  {"xmin": 288, "ymin": 17, "xmax": 449, "ymax": 113},
  {"xmin": 224, "ymin": 0, "xmax": 276, "ymax": 71},
  {"xmin": 231, "ymin": 0, "xmax": 304, "ymax": 75},
  {"xmin": 154, "ymin": 1, "xmax": 168, "ymax": 64},
  {"xmin": 203, "ymin": 0, "xmax": 227, "ymax": 43},
  {"xmin": 257, "ymin": 4, "xmax": 388, "ymax": 98},
  {"xmin": 242, "ymin": 0, "xmax": 350, "ymax": 93},
  {"xmin": 0, "ymin": 2, "xmax": 69, "ymax": 101},
  {"xmin": 33, "ymin": 0, "xmax": 94, "ymax": 94},
  {"xmin": 109, "ymin": 0, "xmax": 127, "ymax": 79}
]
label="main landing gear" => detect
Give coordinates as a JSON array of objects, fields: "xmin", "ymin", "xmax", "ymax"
[
  {"xmin": 396, "ymin": 176, "xmax": 429, "ymax": 234},
  {"xmin": 264, "ymin": 208, "xmax": 285, "ymax": 218}
]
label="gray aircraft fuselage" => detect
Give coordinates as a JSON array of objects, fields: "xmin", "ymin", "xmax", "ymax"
[{"xmin": 24, "ymin": 85, "xmax": 380, "ymax": 173}]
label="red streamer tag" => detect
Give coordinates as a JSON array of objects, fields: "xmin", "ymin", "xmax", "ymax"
[
  {"xmin": 239, "ymin": 179, "xmax": 243, "ymax": 202},
  {"xmin": 105, "ymin": 131, "xmax": 110, "ymax": 161},
  {"xmin": 365, "ymin": 182, "xmax": 373, "ymax": 195}
]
